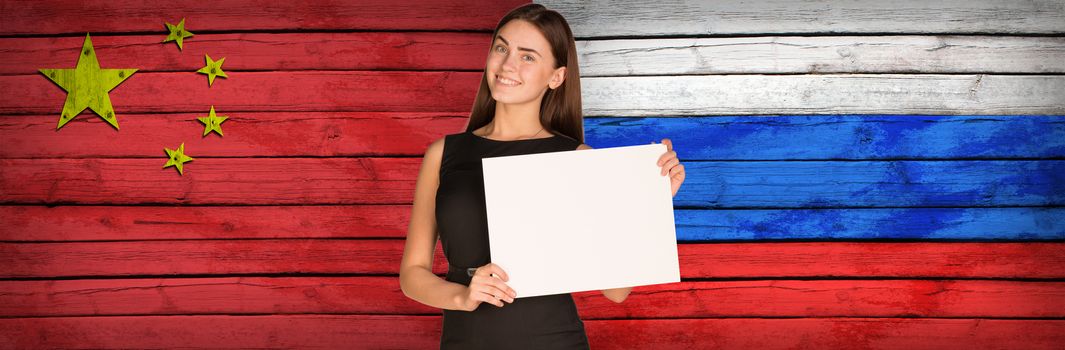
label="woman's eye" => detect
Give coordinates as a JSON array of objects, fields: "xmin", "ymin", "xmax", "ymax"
[
  {"xmin": 522, "ymin": 55, "xmax": 535, "ymax": 62},
  {"xmin": 494, "ymin": 45, "xmax": 507, "ymax": 53}
]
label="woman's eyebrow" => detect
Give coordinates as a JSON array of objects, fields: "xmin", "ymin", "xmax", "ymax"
[{"xmin": 496, "ymin": 35, "xmax": 542, "ymax": 56}]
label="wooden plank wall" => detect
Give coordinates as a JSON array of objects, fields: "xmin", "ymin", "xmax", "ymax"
[{"xmin": 1, "ymin": 0, "xmax": 1064, "ymax": 349}]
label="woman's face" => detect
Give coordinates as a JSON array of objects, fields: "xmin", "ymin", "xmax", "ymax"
[{"xmin": 485, "ymin": 19, "xmax": 566, "ymax": 106}]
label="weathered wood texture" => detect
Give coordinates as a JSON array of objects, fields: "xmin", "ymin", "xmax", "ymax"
[
  {"xmin": 579, "ymin": 75, "xmax": 1065, "ymax": 116},
  {"xmin": 2, "ymin": 277, "xmax": 1063, "ymax": 318},
  {"xmin": 5, "ymin": 115, "xmax": 1064, "ymax": 159},
  {"xmin": 3, "ymin": 206, "xmax": 1062, "ymax": 242},
  {"xmin": 4, "ymin": 241, "xmax": 1063, "ymax": 279},
  {"xmin": 8, "ymin": 34, "xmax": 1063, "ymax": 76},
  {"xmin": 540, "ymin": 0, "xmax": 1065, "ymax": 37},
  {"xmin": 8, "ymin": 72, "xmax": 1064, "ymax": 117},
  {"xmin": 3, "ymin": 158, "xmax": 1060, "ymax": 207},
  {"xmin": 0, "ymin": 33, "xmax": 493, "ymax": 74},
  {"xmin": 577, "ymin": 36, "xmax": 1065, "ymax": 76},
  {"xmin": 1, "ymin": 316, "xmax": 1063, "ymax": 349},
  {"xmin": 0, "ymin": 0, "xmax": 522, "ymax": 35},
  {"xmin": 3, "ymin": 71, "xmax": 482, "ymax": 115}
]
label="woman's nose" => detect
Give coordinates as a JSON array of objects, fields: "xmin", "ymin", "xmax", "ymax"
[{"xmin": 500, "ymin": 53, "xmax": 519, "ymax": 72}]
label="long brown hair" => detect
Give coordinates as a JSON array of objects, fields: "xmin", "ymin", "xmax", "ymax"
[{"xmin": 465, "ymin": 4, "xmax": 584, "ymax": 143}]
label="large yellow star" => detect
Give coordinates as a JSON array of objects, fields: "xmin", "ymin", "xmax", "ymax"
[
  {"xmin": 163, "ymin": 143, "xmax": 195, "ymax": 175},
  {"xmin": 198, "ymin": 105, "xmax": 229, "ymax": 137},
  {"xmin": 39, "ymin": 33, "xmax": 137, "ymax": 130},
  {"xmin": 196, "ymin": 54, "xmax": 228, "ymax": 87},
  {"xmin": 163, "ymin": 18, "xmax": 195, "ymax": 51}
]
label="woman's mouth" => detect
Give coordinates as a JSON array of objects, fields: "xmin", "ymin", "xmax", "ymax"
[{"xmin": 496, "ymin": 76, "xmax": 522, "ymax": 87}]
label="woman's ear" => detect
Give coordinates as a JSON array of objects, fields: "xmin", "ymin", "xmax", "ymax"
[{"xmin": 549, "ymin": 66, "xmax": 566, "ymax": 90}]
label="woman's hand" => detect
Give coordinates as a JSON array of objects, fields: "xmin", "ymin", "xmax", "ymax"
[
  {"xmin": 458, "ymin": 263, "xmax": 516, "ymax": 311},
  {"xmin": 656, "ymin": 138, "xmax": 685, "ymax": 197}
]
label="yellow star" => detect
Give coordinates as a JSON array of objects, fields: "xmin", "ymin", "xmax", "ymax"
[
  {"xmin": 39, "ymin": 33, "xmax": 138, "ymax": 130},
  {"xmin": 198, "ymin": 105, "xmax": 229, "ymax": 137},
  {"xmin": 196, "ymin": 54, "xmax": 228, "ymax": 87},
  {"xmin": 163, "ymin": 18, "xmax": 194, "ymax": 50},
  {"xmin": 163, "ymin": 142, "xmax": 195, "ymax": 175}
]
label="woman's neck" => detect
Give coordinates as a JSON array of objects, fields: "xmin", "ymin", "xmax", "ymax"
[{"xmin": 483, "ymin": 101, "xmax": 545, "ymax": 138}]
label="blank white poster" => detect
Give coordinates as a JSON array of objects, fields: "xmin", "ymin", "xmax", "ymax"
[{"xmin": 482, "ymin": 143, "xmax": 680, "ymax": 298}]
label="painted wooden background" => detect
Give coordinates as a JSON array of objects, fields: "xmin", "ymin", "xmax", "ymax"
[{"xmin": 1, "ymin": 0, "xmax": 1063, "ymax": 349}]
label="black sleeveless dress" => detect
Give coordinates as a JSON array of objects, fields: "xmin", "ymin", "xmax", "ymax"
[{"xmin": 435, "ymin": 130, "xmax": 590, "ymax": 350}]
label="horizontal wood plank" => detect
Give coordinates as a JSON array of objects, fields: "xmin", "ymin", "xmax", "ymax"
[
  {"xmin": 580, "ymin": 75, "xmax": 1065, "ymax": 116},
  {"xmin": 6, "ymin": 114, "xmax": 1063, "ymax": 160},
  {"xmin": 0, "ymin": 33, "xmax": 492, "ymax": 75},
  {"xmin": 578, "ymin": 36, "xmax": 1065, "ymax": 76},
  {"xmin": 9, "ymin": 73, "xmax": 1065, "ymax": 116},
  {"xmin": 583, "ymin": 318, "xmax": 1065, "ymax": 350},
  {"xmin": 0, "ymin": 205, "xmax": 414, "ymax": 241},
  {"xmin": 2, "ymin": 241, "xmax": 1062, "ymax": 279},
  {"xmin": 1, "ymin": 315, "xmax": 1063, "ymax": 349},
  {"xmin": 3, "ymin": 158, "xmax": 1060, "ymax": 207},
  {"xmin": 3, "ymin": 206, "xmax": 1062, "ymax": 242},
  {"xmin": 2, "ymin": 276, "xmax": 1062, "ymax": 319},
  {"xmin": 0, "ymin": 158, "xmax": 422, "ymax": 205},
  {"xmin": 675, "ymin": 207, "xmax": 1065, "ymax": 241},
  {"xmin": 587, "ymin": 115, "xmax": 1065, "ymax": 160},
  {"xmin": 674, "ymin": 160, "xmax": 1064, "ymax": 208},
  {"xmin": 539, "ymin": 0, "xmax": 1065, "ymax": 37},
  {"xmin": 0, "ymin": 112, "xmax": 467, "ymax": 158},
  {"xmin": 0, "ymin": 0, "xmax": 526, "ymax": 35},
  {"xmin": 2, "ymin": 71, "xmax": 480, "ymax": 115}
]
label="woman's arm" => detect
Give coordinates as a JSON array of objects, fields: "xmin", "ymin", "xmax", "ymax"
[{"xmin": 398, "ymin": 138, "xmax": 471, "ymax": 310}]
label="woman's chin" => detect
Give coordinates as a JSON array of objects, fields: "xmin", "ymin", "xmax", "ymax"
[{"xmin": 489, "ymin": 92, "xmax": 534, "ymax": 105}]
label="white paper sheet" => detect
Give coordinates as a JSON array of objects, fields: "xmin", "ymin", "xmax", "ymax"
[{"xmin": 482, "ymin": 143, "xmax": 680, "ymax": 298}]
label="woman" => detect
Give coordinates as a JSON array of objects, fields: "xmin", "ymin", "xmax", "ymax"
[{"xmin": 399, "ymin": 4, "xmax": 686, "ymax": 349}]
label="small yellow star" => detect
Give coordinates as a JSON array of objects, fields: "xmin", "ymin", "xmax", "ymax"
[
  {"xmin": 163, "ymin": 18, "xmax": 194, "ymax": 50},
  {"xmin": 198, "ymin": 105, "xmax": 229, "ymax": 137},
  {"xmin": 196, "ymin": 54, "xmax": 228, "ymax": 87},
  {"xmin": 39, "ymin": 33, "xmax": 137, "ymax": 130},
  {"xmin": 163, "ymin": 142, "xmax": 195, "ymax": 175}
]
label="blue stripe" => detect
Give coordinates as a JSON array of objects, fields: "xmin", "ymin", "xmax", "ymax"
[
  {"xmin": 670, "ymin": 160, "xmax": 1063, "ymax": 208},
  {"xmin": 674, "ymin": 208, "xmax": 1065, "ymax": 241},
  {"xmin": 586, "ymin": 115, "xmax": 1065, "ymax": 160}
]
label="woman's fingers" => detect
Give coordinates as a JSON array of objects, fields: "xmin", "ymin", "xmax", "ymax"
[
  {"xmin": 474, "ymin": 275, "xmax": 516, "ymax": 298},
  {"xmin": 670, "ymin": 163, "xmax": 685, "ymax": 177},
  {"xmin": 661, "ymin": 157, "xmax": 680, "ymax": 176},
  {"xmin": 475, "ymin": 263, "xmax": 509, "ymax": 282},
  {"xmin": 476, "ymin": 290, "xmax": 505, "ymax": 307},
  {"xmin": 661, "ymin": 138, "xmax": 673, "ymax": 152},
  {"xmin": 657, "ymin": 150, "xmax": 676, "ymax": 166},
  {"xmin": 472, "ymin": 281, "xmax": 514, "ymax": 305}
]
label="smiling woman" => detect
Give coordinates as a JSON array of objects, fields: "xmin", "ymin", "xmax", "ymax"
[{"xmin": 396, "ymin": 3, "xmax": 683, "ymax": 350}]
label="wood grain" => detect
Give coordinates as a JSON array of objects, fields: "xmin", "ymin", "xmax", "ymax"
[
  {"xmin": 4, "ymin": 206, "xmax": 1061, "ymax": 242},
  {"xmin": 580, "ymin": 74, "xmax": 1065, "ymax": 116},
  {"xmin": 2, "ymin": 277, "xmax": 1062, "ymax": 319},
  {"xmin": 0, "ymin": 0, "xmax": 528, "ymax": 35},
  {"xmin": 1, "ymin": 315, "xmax": 1063, "ymax": 349},
  {"xmin": 586, "ymin": 115, "xmax": 1065, "ymax": 160},
  {"xmin": 4, "ymin": 158, "xmax": 1060, "ymax": 207},
  {"xmin": 538, "ymin": 0, "xmax": 1065, "ymax": 37},
  {"xmin": 0, "ymin": 112, "xmax": 468, "ymax": 158},
  {"xmin": 10, "ymin": 73, "xmax": 1065, "ymax": 116},
  {"xmin": 7, "ymin": 114, "xmax": 1064, "ymax": 160},
  {"xmin": 2, "ymin": 241, "xmax": 1062, "ymax": 279},
  {"xmin": 0, "ymin": 32, "xmax": 493, "ymax": 74},
  {"xmin": 577, "ymin": 36, "xmax": 1065, "ymax": 76},
  {"xmin": 4, "ymin": 71, "xmax": 481, "ymax": 115}
]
